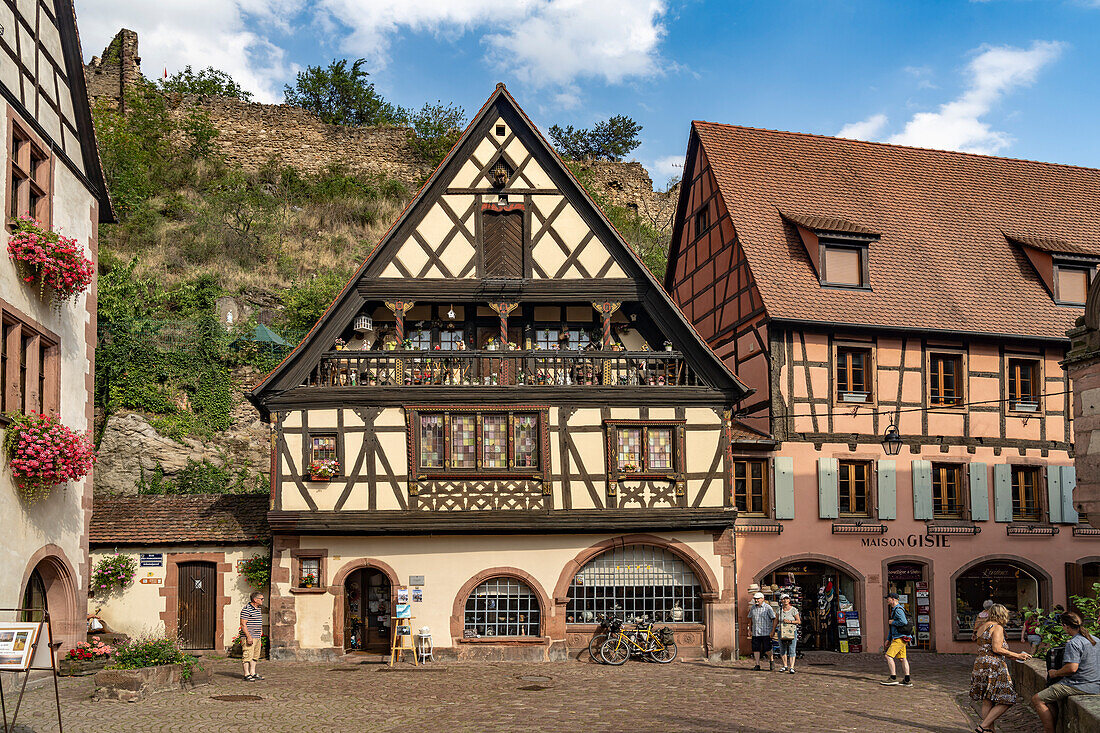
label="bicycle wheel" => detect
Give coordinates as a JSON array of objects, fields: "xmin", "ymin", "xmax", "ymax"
[
  {"xmin": 600, "ymin": 637, "xmax": 630, "ymax": 665},
  {"xmin": 648, "ymin": 640, "xmax": 677, "ymax": 663},
  {"xmin": 588, "ymin": 633, "xmax": 608, "ymax": 663}
]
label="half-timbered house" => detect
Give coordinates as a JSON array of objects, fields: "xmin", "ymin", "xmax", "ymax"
[
  {"xmin": 666, "ymin": 121, "xmax": 1100, "ymax": 654},
  {"xmin": 249, "ymin": 86, "xmax": 761, "ymax": 661}
]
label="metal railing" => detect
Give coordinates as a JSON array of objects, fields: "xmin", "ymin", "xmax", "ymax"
[{"xmin": 302, "ymin": 350, "xmax": 700, "ymax": 388}]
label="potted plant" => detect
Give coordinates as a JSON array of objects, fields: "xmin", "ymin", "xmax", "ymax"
[
  {"xmin": 301, "ymin": 573, "xmax": 318, "ymax": 589},
  {"xmin": 621, "ymin": 463, "xmax": 638, "ymax": 473},
  {"xmin": 334, "ymin": 338, "xmax": 346, "ymax": 351},
  {"xmin": 2, "ymin": 412, "xmax": 95, "ymax": 503},
  {"xmin": 307, "ymin": 459, "xmax": 339, "ymax": 482},
  {"xmin": 60, "ymin": 637, "xmax": 115, "ymax": 676},
  {"xmin": 6, "ymin": 216, "xmax": 94, "ymax": 305},
  {"xmin": 663, "ymin": 340, "xmax": 673, "ymax": 352}
]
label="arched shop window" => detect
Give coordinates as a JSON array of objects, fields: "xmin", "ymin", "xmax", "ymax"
[
  {"xmin": 463, "ymin": 577, "xmax": 541, "ymax": 638},
  {"xmin": 566, "ymin": 544, "xmax": 702, "ymax": 624},
  {"xmin": 956, "ymin": 561, "xmax": 1041, "ymax": 638}
]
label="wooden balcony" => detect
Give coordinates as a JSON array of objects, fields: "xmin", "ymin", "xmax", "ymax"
[{"xmin": 303, "ymin": 350, "xmax": 701, "ymax": 388}]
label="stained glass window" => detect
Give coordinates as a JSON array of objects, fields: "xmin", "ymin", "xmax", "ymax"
[
  {"xmin": 419, "ymin": 415, "xmax": 444, "ymax": 468},
  {"xmin": 617, "ymin": 428, "xmax": 642, "ymax": 471},
  {"xmin": 514, "ymin": 413, "xmax": 538, "ymax": 468},
  {"xmin": 483, "ymin": 414, "xmax": 508, "ymax": 468},
  {"xmin": 451, "ymin": 415, "xmax": 477, "ymax": 468},
  {"xmin": 647, "ymin": 428, "xmax": 673, "ymax": 470},
  {"xmin": 311, "ymin": 435, "xmax": 337, "ymax": 463}
]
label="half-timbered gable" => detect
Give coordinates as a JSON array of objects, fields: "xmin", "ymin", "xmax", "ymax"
[{"xmin": 249, "ymin": 86, "xmax": 756, "ymax": 662}]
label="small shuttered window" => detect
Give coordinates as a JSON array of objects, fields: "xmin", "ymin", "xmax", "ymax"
[
  {"xmin": 1055, "ymin": 265, "xmax": 1092, "ymax": 305},
  {"xmin": 822, "ymin": 245, "xmax": 865, "ymax": 287},
  {"xmin": 483, "ymin": 209, "xmax": 523, "ymax": 277}
]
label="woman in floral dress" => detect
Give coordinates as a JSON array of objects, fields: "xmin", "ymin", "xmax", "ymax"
[{"xmin": 970, "ymin": 604, "xmax": 1031, "ymax": 732}]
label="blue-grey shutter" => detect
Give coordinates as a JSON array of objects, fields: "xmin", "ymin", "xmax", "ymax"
[
  {"xmin": 912, "ymin": 460, "xmax": 933, "ymax": 520},
  {"xmin": 1062, "ymin": 466, "xmax": 1079, "ymax": 524},
  {"xmin": 993, "ymin": 464, "xmax": 1013, "ymax": 522},
  {"xmin": 774, "ymin": 457, "xmax": 795, "ymax": 520},
  {"xmin": 818, "ymin": 457, "xmax": 838, "ymax": 519},
  {"xmin": 877, "ymin": 460, "xmax": 896, "ymax": 520},
  {"xmin": 968, "ymin": 463, "xmax": 989, "ymax": 521},
  {"xmin": 1047, "ymin": 466, "xmax": 1064, "ymax": 524}
]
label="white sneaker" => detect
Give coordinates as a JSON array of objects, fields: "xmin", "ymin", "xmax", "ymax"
[{"xmin": 779, "ymin": 666, "xmax": 788, "ymax": 672}]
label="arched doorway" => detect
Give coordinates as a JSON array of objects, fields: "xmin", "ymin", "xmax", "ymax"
[
  {"xmin": 21, "ymin": 569, "xmax": 47, "ymax": 622},
  {"xmin": 760, "ymin": 560, "xmax": 862, "ymax": 652},
  {"xmin": 20, "ymin": 549, "xmax": 79, "ymax": 648},
  {"xmin": 343, "ymin": 568, "xmax": 393, "ymax": 651},
  {"xmin": 954, "ymin": 560, "xmax": 1046, "ymax": 640}
]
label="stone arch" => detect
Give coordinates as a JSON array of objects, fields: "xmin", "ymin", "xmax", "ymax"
[
  {"xmin": 330, "ymin": 558, "xmax": 401, "ymax": 650},
  {"xmin": 449, "ymin": 567, "xmax": 552, "ymax": 640},
  {"xmin": 19, "ymin": 545, "xmax": 80, "ymax": 650},
  {"xmin": 881, "ymin": 555, "xmax": 936, "ymax": 651},
  {"xmin": 949, "ymin": 554, "xmax": 1053, "ymax": 639}
]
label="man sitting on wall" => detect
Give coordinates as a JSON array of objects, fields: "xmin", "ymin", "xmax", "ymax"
[{"xmin": 1032, "ymin": 611, "xmax": 1099, "ymax": 733}]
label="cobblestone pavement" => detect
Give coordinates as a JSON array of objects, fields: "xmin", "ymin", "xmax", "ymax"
[{"xmin": 8, "ymin": 652, "xmax": 1041, "ymax": 732}]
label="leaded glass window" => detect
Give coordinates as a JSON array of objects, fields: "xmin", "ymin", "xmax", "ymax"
[
  {"xmin": 617, "ymin": 428, "xmax": 642, "ymax": 471},
  {"xmin": 648, "ymin": 428, "xmax": 673, "ymax": 470},
  {"xmin": 613, "ymin": 424, "xmax": 679, "ymax": 473},
  {"xmin": 566, "ymin": 545, "xmax": 702, "ymax": 624},
  {"xmin": 464, "ymin": 577, "xmax": 541, "ymax": 637},
  {"xmin": 311, "ymin": 435, "xmax": 337, "ymax": 463},
  {"xmin": 514, "ymin": 414, "xmax": 538, "ymax": 468},
  {"xmin": 419, "ymin": 415, "xmax": 444, "ymax": 468},
  {"xmin": 482, "ymin": 415, "xmax": 508, "ymax": 468},
  {"xmin": 451, "ymin": 415, "xmax": 476, "ymax": 469}
]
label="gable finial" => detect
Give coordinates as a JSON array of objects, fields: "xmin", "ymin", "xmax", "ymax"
[{"xmin": 496, "ymin": 82, "xmax": 506, "ymax": 90}]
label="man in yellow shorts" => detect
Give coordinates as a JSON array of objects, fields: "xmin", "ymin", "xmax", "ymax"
[{"xmin": 881, "ymin": 593, "xmax": 912, "ymax": 687}]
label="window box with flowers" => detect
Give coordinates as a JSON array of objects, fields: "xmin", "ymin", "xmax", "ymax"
[
  {"xmin": 2, "ymin": 412, "xmax": 95, "ymax": 503},
  {"xmin": 59, "ymin": 636, "xmax": 115, "ymax": 676},
  {"xmin": 307, "ymin": 459, "xmax": 340, "ymax": 482},
  {"xmin": 6, "ymin": 217, "xmax": 94, "ymax": 306}
]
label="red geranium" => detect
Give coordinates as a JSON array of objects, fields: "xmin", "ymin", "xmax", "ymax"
[
  {"xmin": 3, "ymin": 412, "xmax": 95, "ymax": 502},
  {"xmin": 7, "ymin": 216, "xmax": 94, "ymax": 304}
]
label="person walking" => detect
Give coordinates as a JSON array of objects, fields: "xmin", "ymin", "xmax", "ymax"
[
  {"xmin": 1032, "ymin": 611, "xmax": 1100, "ymax": 733},
  {"xmin": 777, "ymin": 593, "xmax": 800, "ymax": 674},
  {"xmin": 748, "ymin": 591, "xmax": 777, "ymax": 671},
  {"xmin": 970, "ymin": 603, "xmax": 1030, "ymax": 732},
  {"xmin": 240, "ymin": 591, "xmax": 264, "ymax": 681},
  {"xmin": 881, "ymin": 592, "xmax": 912, "ymax": 687}
]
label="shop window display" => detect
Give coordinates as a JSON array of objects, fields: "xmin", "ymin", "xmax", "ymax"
[
  {"xmin": 763, "ymin": 562, "xmax": 859, "ymax": 652},
  {"xmin": 566, "ymin": 544, "xmax": 702, "ymax": 624},
  {"xmin": 344, "ymin": 569, "xmax": 391, "ymax": 651},
  {"xmin": 887, "ymin": 562, "xmax": 931, "ymax": 650},
  {"xmin": 464, "ymin": 578, "xmax": 541, "ymax": 637},
  {"xmin": 955, "ymin": 562, "xmax": 1040, "ymax": 639}
]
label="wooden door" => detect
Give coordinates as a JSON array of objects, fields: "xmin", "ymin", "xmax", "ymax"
[
  {"xmin": 483, "ymin": 210, "xmax": 523, "ymax": 277},
  {"xmin": 178, "ymin": 561, "xmax": 216, "ymax": 650}
]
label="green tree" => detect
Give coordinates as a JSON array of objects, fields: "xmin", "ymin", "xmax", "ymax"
[
  {"xmin": 280, "ymin": 271, "xmax": 350, "ymax": 331},
  {"xmin": 408, "ymin": 101, "xmax": 467, "ymax": 165},
  {"xmin": 160, "ymin": 65, "xmax": 253, "ymax": 101},
  {"xmin": 549, "ymin": 115, "xmax": 642, "ymax": 161},
  {"xmin": 283, "ymin": 59, "xmax": 405, "ymax": 127}
]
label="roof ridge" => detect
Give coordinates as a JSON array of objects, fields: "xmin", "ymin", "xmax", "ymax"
[{"xmin": 692, "ymin": 120, "xmax": 1100, "ymax": 175}]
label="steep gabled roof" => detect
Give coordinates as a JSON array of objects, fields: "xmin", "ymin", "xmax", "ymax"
[
  {"xmin": 667, "ymin": 121, "xmax": 1100, "ymax": 341},
  {"xmin": 249, "ymin": 85, "xmax": 750, "ymax": 408}
]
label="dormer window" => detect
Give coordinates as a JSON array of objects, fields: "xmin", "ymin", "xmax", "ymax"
[
  {"xmin": 1054, "ymin": 262, "xmax": 1095, "ymax": 305},
  {"xmin": 821, "ymin": 243, "xmax": 868, "ymax": 288}
]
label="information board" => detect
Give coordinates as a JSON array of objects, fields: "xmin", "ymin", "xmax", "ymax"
[
  {"xmin": 139, "ymin": 553, "xmax": 163, "ymax": 567},
  {"xmin": 0, "ymin": 622, "xmax": 41, "ymax": 671}
]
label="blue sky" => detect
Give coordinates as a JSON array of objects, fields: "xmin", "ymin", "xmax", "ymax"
[{"xmin": 75, "ymin": 1, "xmax": 1100, "ymax": 182}]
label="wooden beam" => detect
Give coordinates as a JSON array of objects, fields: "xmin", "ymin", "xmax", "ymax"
[{"xmin": 357, "ymin": 279, "xmax": 647, "ymax": 301}]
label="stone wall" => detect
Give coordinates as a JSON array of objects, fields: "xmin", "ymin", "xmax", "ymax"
[
  {"xmin": 573, "ymin": 160, "xmax": 678, "ymax": 234},
  {"xmin": 83, "ymin": 28, "xmax": 140, "ymax": 111},
  {"xmin": 1011, "ymin": 658, "xmax": 1100, "ymax": 733}
]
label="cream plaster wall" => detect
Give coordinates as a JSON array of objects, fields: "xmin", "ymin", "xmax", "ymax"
[
  {"xmin": 0, "ymin": 98, "xmax": 97, "ymax": 647},
  {"xmin": 287, "ymin": 531, "xmax": 725, "ymax": 650},
  {"xmin": 88, "ymin": 546, "xmax": 267, "ymax": 649}
]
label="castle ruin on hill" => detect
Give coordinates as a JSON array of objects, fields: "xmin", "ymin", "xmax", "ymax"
[{"xmin": 84, "ymin": 30, "xmax": 676, "ymax": 231}]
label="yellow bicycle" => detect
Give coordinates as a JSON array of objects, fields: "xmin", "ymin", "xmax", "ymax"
[{"xmin": 599, "ymin": 616, "xmax": 677, "ymax": 665}]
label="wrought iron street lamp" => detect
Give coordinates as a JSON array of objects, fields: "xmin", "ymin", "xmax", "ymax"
[{"xmin": 882, "ymin": 424, "xmax": 903, "ymax": 456}]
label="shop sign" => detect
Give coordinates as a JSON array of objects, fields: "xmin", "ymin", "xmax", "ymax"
[
  {"xmin": 916, "ymin": 582, "xmax": 928, "ymax": 590},
  {"xmin": 917, "ymin": 632, "xmax": 930, "ymax": 641},
  {"xmin": 861, "ymin": 534, "xmax": 950, "ymax": 548},
  {"xmin": 918, "ymin": 623, "xmax": 930, "ymax": 632},
  {"xmin": 139, "ymin": 577, "xmax": 163, "ymax": 585},
  {"xmin": 888, "ymin": 564, "xmax": 924, "ymax": 581},
  {"xmin": 409, "ymin": 575, "xmax": 425, "ymax": 586},
  {"xmin": 139, "ymin": 553, "xmax": 163, "ymax": 567},
  {"xmin": 917, "ymin": 614, "xmax": 930, "ymax": 623}
]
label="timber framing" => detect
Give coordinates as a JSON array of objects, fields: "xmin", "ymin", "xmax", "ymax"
[{"xmin": 267, "ymin": 507, "xmax": 737, "ymax": 535}]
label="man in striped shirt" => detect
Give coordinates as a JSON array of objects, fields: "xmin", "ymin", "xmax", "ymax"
[{"xmin": 240, "ymin": 592, "xmax": 264, "ymax": 681}]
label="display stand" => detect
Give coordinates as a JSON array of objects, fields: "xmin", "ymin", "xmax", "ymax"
[
  {"xmin": 0, "ymin": 607, "xmax": 62, "ymax": 733},
  {"xmin": 389, "ymin": 615, "xmax": 418, "ymax": 667}
]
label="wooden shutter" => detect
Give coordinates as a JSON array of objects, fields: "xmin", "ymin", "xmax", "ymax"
[
  {"xmin": 877, "ymin": 460, "xmax": 896, "ymax": 520},
  {"xmin": 824, "ymin": 247, "xmax": 861, "ymax": 286},
  {"xmin": 818, "ymin": 457, "xmax": 838, "ymax": 519},
  {"xmin": 993, "ymin": 464, "xmax": 1013, "ymax": 522},
  {"xmin": 968, "ymin": 462, "xmax": 989, "ymax": 521},
  {"xmin": 1047, "ymin": 466, "xmax": 1064, "ymax": 524},
  {"xmin": 774, "ymin": 457, "xmax": 795, "ymax": 519},
  {"xmin": 912, "ymin": 460, "xmax": 933, "ymax": 520},
  {"xmin": 1062, "ymin": 466, "xmax": 1079, "ymax": 524},
  {"xmin": 483, "ymin": 209, "xmax": 523, "ymax": 277}
]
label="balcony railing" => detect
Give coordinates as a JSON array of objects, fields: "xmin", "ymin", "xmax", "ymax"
[{"xmin": 303, "ymin": 350, "xmax": 701, "ymax": 388}]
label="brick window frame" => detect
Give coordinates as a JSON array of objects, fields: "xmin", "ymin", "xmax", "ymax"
[
  {"xmin": 0, "ymin": 299, "xmax": 61, "ymax": 421},
  {"xmin": 289, "ymin": 549, "xmax": 329, "ymax": 594},
  {"xmin": 6, "ymin": 108, "xmax": 52, "ymax": 229}
]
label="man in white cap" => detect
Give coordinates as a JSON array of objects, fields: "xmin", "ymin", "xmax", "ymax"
[{"xmin": 748, "ymin": 591, "xmax": 777, "ymax": 671}]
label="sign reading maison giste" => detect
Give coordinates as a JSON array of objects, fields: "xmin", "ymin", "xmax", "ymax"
[{"xmin": 861, "ymin": 534, "xmax": 951, "ymax": 549}]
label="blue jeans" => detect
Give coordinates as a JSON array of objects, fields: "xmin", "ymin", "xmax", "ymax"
[{"xmin": 779, "ymin": 636, "xmax": 797, "ymax": 658}]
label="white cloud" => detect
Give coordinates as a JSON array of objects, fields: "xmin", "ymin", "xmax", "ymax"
[
  {"xmin": 315, "ymin": 0, "xmax": 668, "ymax": 92},
  {"xmin": 837, "ymin": 113, "xmax": 888, "ymax": 141},
  {"xmin": 648, "ymin": 154, "xmax": 684, "ymax": 179},
  {"xmin": 74, "ymin": 0, "xmax": 300, "ymax": 103},
  {"xmin": 837, "ymin": 41, "xmax": 1065, "ymax": 154}
]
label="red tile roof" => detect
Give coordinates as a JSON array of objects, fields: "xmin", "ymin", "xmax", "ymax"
[
  {"xmin": 90, "ymin": 495, "xmax": 270, "ymax": 545},
  {"xmin": 691, "ymin": 122, "xmax": 1100, "ymax": 339}
]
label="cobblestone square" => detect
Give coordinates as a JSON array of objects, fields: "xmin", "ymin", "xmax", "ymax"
[{"xmin": 9, "ymin": 652, "xmax": 1042, "ymax": 732}]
